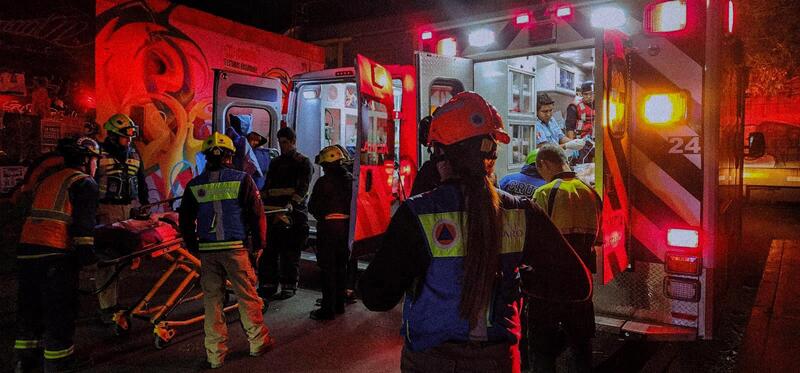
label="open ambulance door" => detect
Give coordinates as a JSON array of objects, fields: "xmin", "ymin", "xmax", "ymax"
[
  {"xmin": 415, "ymin": 52, "xmax": 474, "ymax": 161},
  {"xmin": 212, "ymin": 69, "xmax": 283, "ymax": 154},
  {"xmin": 597, "ymin": 31, "xmax": 632, "ymax": 284},
  {"xmin": 349, "ymin": 55, "xmax": 397, "ymax": 256}
]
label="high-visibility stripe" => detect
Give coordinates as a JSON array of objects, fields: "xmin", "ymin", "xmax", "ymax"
[
  {"xmin": 73, "ymin": 236, "xmax": 94, "ymax": 246},
  {"xmin": 417, "ymin": 209, "xmax": 525, "ymax": 258},
  {"xmin": 17, "ymin": 252, "xmax": 65, "ymax": 259},
  {"xmin": 267, "ymin": 187, "xmax": 295, "ymax": 197},
  {"xmin": 631, "ymin": 146, "xmax": 701, "ymax": 227},
  {"xmin": 53, "ymin": 172, "xmax": 86, "ymax": 212},
  {"xmin": 190, "ymin": 181, "xmax": 240, "ymax": 203},
  {"xmin": 631, "ymin": 207, "xmax": 668, "ymax": 263},
  {"xmin": 198, "ymin": 240, "xmax": 244, "ymax": 251},
  {"xmin": 324, "ymin": 213, "xmax": 350, "ymax": 220},
  {"xmin": 44, "ymin": 345, "xmax": 74, "ymax": 360},
  {"xmin": 29, "ymin": 209, "xmax": 72, "ymax": 223},
  {"xmin": 14, "ymin": 339, "xmax": 41, "ymax": 349}
]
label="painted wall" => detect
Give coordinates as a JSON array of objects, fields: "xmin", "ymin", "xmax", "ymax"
[{"xmin": 96, "ymin": 0, "xmax": 324, "ymax": 202}]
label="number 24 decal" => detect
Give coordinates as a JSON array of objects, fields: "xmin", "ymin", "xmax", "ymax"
[{"xmin": 668, "ymin": 136, "xmax": 701, "ymax": 154}]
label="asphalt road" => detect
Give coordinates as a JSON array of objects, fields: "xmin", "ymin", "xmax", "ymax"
[{"xmin": 0, "ymin": 202, "xmax": 797, "ymax": 372}]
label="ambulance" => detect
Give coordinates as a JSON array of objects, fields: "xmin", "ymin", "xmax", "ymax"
[{"xmin": 215, "ymin": 0, "xmax": 747, "ymax": 340}]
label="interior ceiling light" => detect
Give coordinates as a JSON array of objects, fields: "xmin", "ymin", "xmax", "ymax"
[
  {"xmin": 468, "ymin": 29, "xmax": 495, "ymax": 47},
  {"xmin": 591, "ymin": 6, "xmax": 627, "ymax": 29}
]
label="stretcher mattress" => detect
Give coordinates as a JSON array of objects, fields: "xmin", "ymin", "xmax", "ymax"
[{"xmin": 95, "ymin": 212, "xmax": 180, "ymax": 260}]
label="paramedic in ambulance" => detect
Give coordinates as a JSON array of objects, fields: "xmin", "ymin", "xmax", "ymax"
[
  {"xmin": 308, "ymin": 145, "xmax": 354, "ymax": 320},
  {"xmin": 14, "ymin": 136, "xmax": 100, "ymax": 373},
  {"xmin": 565, "ymin": 82, "xmax": 595, "ymax": 139},
  {"xmin": 258, "ymin": 126, "xmax": 314, "ymax": 301},
  {"xmin": 179, "ymin": 132, "xmax": 273, "ymax": 369},
  {"xmin": 359, "ymin": 92, "xmax": 592, "ymax": 373},
  {"xmin": 530, "ymin": 143, "xmax": 601, "ymax": 373},
  {"xmin": 95, "ymin": 113, "xmax": 149, "ymax": 325},
  {"xmin": 534, "ymin": 93, "xmax": 569, "ymax": 147}
]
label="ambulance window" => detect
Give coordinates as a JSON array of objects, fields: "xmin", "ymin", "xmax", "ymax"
[
  {"xmin": 226, "ymin": 106, "xmax": 273, "ymax": 147},
  {"xmin": 510, "ymin": 70, "xmax": 534, "ymax": 114},
  {"xmin": 358, "ymin": 98, "xmax": 392, "ymax": 166},
  {"xmin": 509, "ymin": 120, "xmax": 534, "ymax": 167},
  {"xmin": 429, "ymin": 79, "xmax": 465, "ymax": 115}
]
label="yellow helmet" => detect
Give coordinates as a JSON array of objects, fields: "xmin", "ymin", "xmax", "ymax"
[
  {"xmin": 104, "ymin": 113, "xmax": 138, "ymax": 138},
  {"xmin": 316, "ymin": 145, "xmax": 348, "ymax": 165},
  {"xmin": 202, "ymin": 132, "xmax": 236, "ymax": 155}
]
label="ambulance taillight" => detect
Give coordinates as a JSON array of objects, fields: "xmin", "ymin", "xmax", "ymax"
[
  {"xmin": 644, "ymin": 0, "xmax": 688, "ymax": 34},
  {"xmin": 665, "ymin": 228, "xmax": 702, "ymax": 277},
  {"xmin": 665, "ymin": 252, "xmax": 702, "ymax": 275},
  {"xmin": 664, "ymin": 276, "xmax": 701, "ymax": 302}
]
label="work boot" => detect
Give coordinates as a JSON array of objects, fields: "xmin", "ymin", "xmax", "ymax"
[
  {"xmin": 272, "ymin": 289, "xmax": 296, "ymax": 300},
  {"xmin": 309, "ymin": 308, "xmax": 335, "ymax": 321},
  {"xmin": 98, "ymin": 305, "xmax": 123, "ymax": 325},
  {"xmin": 249, "ymin": 336, "xmax": 276, "ymax": 357}
]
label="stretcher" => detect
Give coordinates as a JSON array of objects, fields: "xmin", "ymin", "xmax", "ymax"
[{"xmin": 94, "ymin": 198, "xmax": 289, "ymax": 350}]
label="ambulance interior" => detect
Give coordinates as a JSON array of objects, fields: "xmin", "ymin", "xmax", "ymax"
[{"xmin": 427, "ymin": 47, "xmax": 597, "ymax": 185}]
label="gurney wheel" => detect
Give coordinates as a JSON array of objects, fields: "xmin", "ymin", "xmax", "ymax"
[
  {"xmin": 154, "ymin": 334, "xmax": 170, "ymax": 350},
  {"xmin": 112, "ymin": 312, "xmax": 131, "ymax": 337}
]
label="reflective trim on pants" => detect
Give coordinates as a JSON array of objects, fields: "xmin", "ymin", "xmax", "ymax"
[
  {"xmin": 201, "ymin": 250, "xmax": 271, "ymax": 363},
  {"xmin": 44, "ymin": 345, "xmax": 74, "ymax": 360},
  {"xmin": 14, "ymin": 339, "xmax": 41, "ymax": 349}
]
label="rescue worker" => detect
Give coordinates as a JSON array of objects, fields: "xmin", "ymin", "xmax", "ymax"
[
  {"xmin": 359, "ymin": 92, "xmax": 592, "ymax": 373},
  {"xmin": 179, "ymin": 132, "xmax": 273, "ymax": 369},
  {"xmin": 308, "ymin": 145, "xmax": 353, "ymax": 320},
  {"xmin": 498, "ymin": 149, "xmax": 547, "ymax": 198},
  {"xmin": 573, "ymin": 82, "xmax": 595, "ymax": 138},
  {"xmin": 14, "ymin": 136, "xmax": 100, "ymax": 373},
  {"xmin": 529, "ymin": 143, "xmax": 602, "ymax": 373},
  {"xmin": 258, "ymin": 127, "xmax": 313, "ymax": 301},
  {"xmin": 94, "ymin": 113, "xmax": 149, "ymax": 323},
  {"xmin": 534, "ymin": 93, "xmax": 569, "ymax": 148},
  {"xmin": 247, "ymin": 131, "xmax": 272, "ymax": 190}
]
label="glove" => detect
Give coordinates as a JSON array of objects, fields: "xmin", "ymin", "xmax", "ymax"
[{"xmin": 565, "ymin": 139, "xmax": 586, "ymax": 151}]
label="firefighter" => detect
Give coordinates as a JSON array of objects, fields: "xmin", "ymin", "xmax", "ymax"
[
  {"xmin": 359, "ymin": 92, "xmax": 592, "ymax": 373},
  {"xmin": 498, "ymin": 149, "xmax": 547, "ymax": 198},
  {"xmin": 258, "ymin": 127, "xmax": 313, "ymax": 301},
  {"xmin": 308, "ymin": 145, "xmax": 353, "ymax": 320},
  {"xmin": 529, "ymin": 143, "xmax": 601, "ymax": 373},
  {"xmin": 94, "ymin": 113, "xmax": 149, "ymax": 323},
  {"xmin": 179, "ymin": 132, "xmax": 273, "ymax": 369},
  {"xmin": 14, "ymin": 136, "xmax": 100, "ymax": 373}
]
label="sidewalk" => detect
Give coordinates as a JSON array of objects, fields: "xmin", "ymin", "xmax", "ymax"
[{"xmin": 737, "ymin": 239, "xmax": 800, "ymax": 372}]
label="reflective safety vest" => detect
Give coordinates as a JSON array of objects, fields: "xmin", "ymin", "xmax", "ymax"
[
  {"xmin": 96, "ymin": 149, "xmax": 141, "ymax": 204},
  {"xmin": 19, "ymin": 168, "xmax": 92, "ymax": 250},
  {"xmin": 532, "ymin": 175, "xmax": 600, "ymax": 237},
  {"xmin": 402, "ymin": 184, "xmax": 527, "ymax": 352},
  {"xmin": 576, "ymin": 102, "xmax": 594, "ymax": 138},
  {"xmin": 188, "ymin": 168, "xmax": 247, "ymax": 251}
]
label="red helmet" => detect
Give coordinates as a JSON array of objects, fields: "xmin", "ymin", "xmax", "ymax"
[{"xmin": 427, "ymin": 92, "xmax": 510, "ymax": 146}]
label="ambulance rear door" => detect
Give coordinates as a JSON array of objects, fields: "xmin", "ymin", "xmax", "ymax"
[
  {"xmin": 212, "ymin": 69, "xmax": 283, "ymax": 146},
  {"xmin": 350, "ymin": 55, "xmax": 397, "ymax": 256}
]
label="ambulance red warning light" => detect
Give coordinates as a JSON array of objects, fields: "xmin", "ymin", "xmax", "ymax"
[
  {"xmin": 667, "ymin": 228, "xmax": 700, "ymax": 248},
  {"xmin": 644, "ymin": 0, "xmax": 688, "ymax": 34},
  {"xmin": 555, "ymin": 4, "xmax": 573, "ymax": 18}
]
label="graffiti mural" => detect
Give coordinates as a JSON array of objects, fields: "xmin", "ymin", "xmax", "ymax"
[{"xmin": 96, "ymin": 0, "xmax": 324, "ymax": 202}]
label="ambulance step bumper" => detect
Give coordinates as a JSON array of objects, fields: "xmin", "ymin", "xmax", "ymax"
[{"xmin": 596, "ymin": 315, "xmax": 697, "ymax": 341}]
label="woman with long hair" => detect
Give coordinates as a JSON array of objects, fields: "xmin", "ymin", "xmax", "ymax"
[{"xmin": 359, "ymin": 92, "xmax": 592, "ymax": 373}]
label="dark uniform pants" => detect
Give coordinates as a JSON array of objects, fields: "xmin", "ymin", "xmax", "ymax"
[
  {"xmin": 401, "ymin": 342, "xmax": 519, "ymax": 373},
  {"xmin": 315, "ymin": 220, "xmax": 349, "ymax": 314},
  {"xmin": 529, "ymin": 300, "xmax": 594, "ymax": 373},
  {"xmin": 15, "ymin": 255, "xmax": 79, "ymax": 372},
  {"xmin": 259, "ymin": 213, "xmax": 309, "ymax": 293}
]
